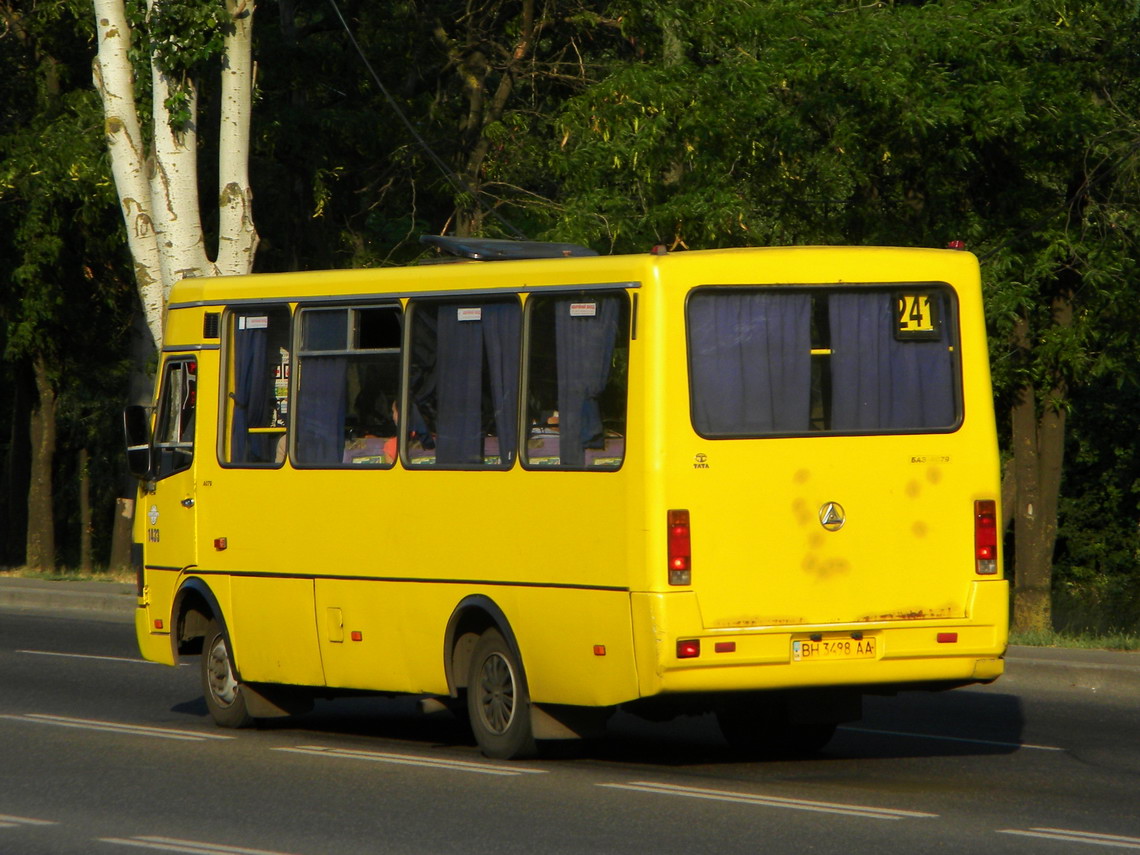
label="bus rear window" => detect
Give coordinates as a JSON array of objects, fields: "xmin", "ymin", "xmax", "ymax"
[{"xmin": 687, "ymin": 286, "xmax": 960, "ymax": 436}]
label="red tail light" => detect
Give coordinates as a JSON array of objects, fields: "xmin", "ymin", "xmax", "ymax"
[
  {"xmin": 667, "ymin": 509, "xmax": 691, "ymax": 585},
  {"xmin": 974, "ymin": 500, "xmax": 997, "ymax": 575}
]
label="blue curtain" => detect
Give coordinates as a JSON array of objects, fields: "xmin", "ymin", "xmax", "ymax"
[
  {"xmin": 231, "ymin": 323, "xmax": 273, "ymax": 462},
  {"xmin": 829, "ymin": 292, "xmax": 955, "ymax": 430},
  {"xmin": 555, "ymin": 296, "xmax": 620, "ymax": 467},
  {"xmin": 436, "ymin": 310, "xmax": 484, "ymax": 464},
  {"xmin": 483, "ymin": 303, "xmax": 520, "ymax": 462},
  {"xmin": 689, "ymin": 292, "xmax": 812, "ymax": 435},
  {"xmin": 296, "ymin": 356, "xmax": 347, "ymax": 463},
  {"xmin": 433, "ymin": 303, "xmax": 520, "ymax": 465}
]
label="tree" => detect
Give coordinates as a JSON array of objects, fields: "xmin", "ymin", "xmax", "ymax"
[
  {"xmin": 1, "ymin": 0, "xmax": 134, "ymax": 570},
  {"xmin": 92, "ymin": 0, "xmax": 258, "ymax": 351},
  {"xmin": 513, "ymin": 0, "xmax": 1140, "ymax": 630}
]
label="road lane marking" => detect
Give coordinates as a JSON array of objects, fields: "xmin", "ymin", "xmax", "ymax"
[
  {"xmin": 0, "ymin": 813, "xmax": 56, "ymax": 828},
  {"xmin": 273, "ymin": 744, "xmax": 548, "ymax": 777},
  {"xmin": 842, "ymin": 726, "xmax": 1064, "ymax": 752},
  {"xmin": 98, "ymin": 836, "xmax": 302, "ymax": 855},
  {"xmin": 997, "ymin": 828, "xmax": 1140, "ymax": 849},
  {"xmin": 0, "ymin": 714, "xmax": 233, "ymax": 742},
  {"xmin": 16, "ymin": 650, "xmax": 189, "ymax": 667},
  {"xmin": 600, "ymin": 781, "xmax": 937, "ymax": 820}
]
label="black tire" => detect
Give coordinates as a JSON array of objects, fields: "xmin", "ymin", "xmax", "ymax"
[
  {"xmin": 201, "ymin": 617, "xmax": 254, "ymax": 729},
  {"xmin": 466, "ymin": 628, "xmax": 536, "ymax": 759}
]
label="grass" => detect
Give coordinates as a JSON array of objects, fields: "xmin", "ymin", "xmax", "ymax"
[
  {"xmin": 0, "ymin": 567, "xmax": 134, "ymax": 584},
  {"xmin": 1009, "ymin": 629, "xmax": 1140, "ymax": 652}
]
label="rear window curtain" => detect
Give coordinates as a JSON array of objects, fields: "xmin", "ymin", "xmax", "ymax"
[
  {"xmin": 689, "ymin": 291, "xmax": 812, "ymax": 435},
  {"xmin": 828, "ymin": 292, "xmax": 955, "ymax": 430}
]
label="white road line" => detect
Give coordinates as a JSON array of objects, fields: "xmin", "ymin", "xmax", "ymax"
[
  {"xmin": 997, "ymin": 828, "xmax": 1140, "ymax": 849},
  {"xmin": 0, "ymin": 813, "xmax": 56, "ymax": 827},
  {"xmin": 98, "ymin": 836, "xmax": 302, "ymax": 855},
  {"xmin": 842, "ymin": 726, "xmax": 1064, "ymax": 752},
  {"xmin": 17, "ymin": 649, "xmax": 171, "ymax": 666},
  {"xmin": 273, "ymin": 744, "xmax": 547, "ymax": 777},
  {"xmin": 600, "ymin": 781, "xmax": 938, "ymax": 821},
  {"xmin": 0, "ymin": 713, "xmax": 232, "ymax": 742}
]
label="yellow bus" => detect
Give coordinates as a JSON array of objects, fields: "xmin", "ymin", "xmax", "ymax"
[{"xmin": 125, "ymin": 238, "xmax": 1007, "ymax": 759}]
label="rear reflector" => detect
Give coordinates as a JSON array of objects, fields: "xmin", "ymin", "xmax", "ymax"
[
  {"xmin": 667, "ymin": 509, "xmax": 691, "ymax": 585},
  {"xmin": 677, "ymin": 639, "xmax": 700, "ymax": 659},
  {"xmin": 974, "ymin": 500, "xmax": 998, "ymax": 575},
  {"xmin": 937, "ymin": 632, "xmax": 959, "ymax": 644}
]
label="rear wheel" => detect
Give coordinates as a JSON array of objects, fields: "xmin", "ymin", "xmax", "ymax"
[
  {"xmin": 466, "ymin": 628, "xmax": 536, "ymax": 759},
  {"xmin": 201, "ymin": 617, "xmax": 253, "ymax": 729}
]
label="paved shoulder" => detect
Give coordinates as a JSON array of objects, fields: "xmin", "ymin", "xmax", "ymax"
[
  {"xmin": 1005, "ymin": 644, "xmax": 1140, "ymax": 696},
  {"xmin": 0, "ymin": 577, "xmax": 134, "ymax": 621}
]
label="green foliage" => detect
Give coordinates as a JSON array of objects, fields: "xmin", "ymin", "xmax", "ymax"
[{"xmin": 125, "ymin": 0, "xmax": 234, "ymax": 130}]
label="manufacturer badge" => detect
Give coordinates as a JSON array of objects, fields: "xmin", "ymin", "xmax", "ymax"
[
  {"xmin": 819, "ymin": 502, "xmax": 845, "ymax": 532},
  {"xmin": 147, "ymin": 504, "xmax": 160, "ymax": 526}
]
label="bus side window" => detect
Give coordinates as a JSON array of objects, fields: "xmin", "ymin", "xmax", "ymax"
[
  {"xmin": 523, "ymin": 291, "xmax": 629, "ymax": 470},
  {"xmin": 223, "ymin": 306, "xmax": 291, "ymax": 466},
  {"xmin": 407, "ymin": 298, "xmax": 521, "ymax": 468},
  {"xmin": 154, "ymin": 358, "xmax": 196, "ymax": 479},
  {"xmin": 293, "ymin": 305, "xmax": 402, "ymax": 468}
]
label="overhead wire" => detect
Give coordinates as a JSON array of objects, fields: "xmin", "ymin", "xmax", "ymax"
[{"xmin": 325, "ymin": 0, "xmax": 528, "ymax": 240}]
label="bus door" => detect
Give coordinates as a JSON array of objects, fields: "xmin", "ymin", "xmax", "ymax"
[{"xmin": 143, "ymin": 355, "xmax": 200, "ymax": 575}]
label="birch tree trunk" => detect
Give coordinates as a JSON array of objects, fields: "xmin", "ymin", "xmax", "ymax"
[{"xmin": 92, "ymin": 0, "xmax": 259, "ymax": 352}]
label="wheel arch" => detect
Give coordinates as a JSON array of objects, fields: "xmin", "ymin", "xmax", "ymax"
[
  {"xmin": 443, "ymin": 595, "xmax": 526, "ymax": 698},
  {"xmin": 171, "ymin": 576, "xmax": 230, "ymax": 668}
]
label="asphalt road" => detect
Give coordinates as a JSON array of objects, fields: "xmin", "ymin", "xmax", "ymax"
[{"xmin": 0, "ymin": 585, "xmax": 1138, "ymax": 854}]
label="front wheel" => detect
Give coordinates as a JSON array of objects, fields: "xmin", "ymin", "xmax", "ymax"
[
  {"xmin": 201, "ymin": 617, "xmax": 253, "ymax": 729},
  {"xmin": 466, "ymin": 628, "xmax": 536, "ymax": 760}
]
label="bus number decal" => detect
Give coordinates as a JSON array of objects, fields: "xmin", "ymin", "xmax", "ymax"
[{"xmin": 894, "ymin": 293, "xmax": 939, "ymax": 340}]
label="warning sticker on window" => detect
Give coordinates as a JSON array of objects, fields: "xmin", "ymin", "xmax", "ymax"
[
  {"xmin": 457, "ymin": 307, "xmax": 482, "ymax": 322},
  {"xmin": 569, "ymin": 302, "xmax": 597, "ymax": 317},
  {"xmin": 239, "ymin": 316, "xmax": 270, "ymax": 330}
]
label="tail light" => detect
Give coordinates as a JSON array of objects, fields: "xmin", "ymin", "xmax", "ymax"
[
  {"xmin": 667, "ymin": 509, "xmax": 691, "ymax": 585},
  {"xmin": 974, "ymin": 500, "xmax": 997, "ymax": 575}
]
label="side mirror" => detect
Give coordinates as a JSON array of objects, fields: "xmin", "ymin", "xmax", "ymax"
[{"xmin": 123, "ymin": 405, "xmax": 154, "ymax": 479}]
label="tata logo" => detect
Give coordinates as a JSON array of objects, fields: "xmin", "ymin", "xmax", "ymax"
[
  {"xmin": 819, "ymin": 502, "xmax": 846, "ymax": 532},
  {"xmin": 693, "ymin": 453, "xmax": 709, "ymax": 470}
]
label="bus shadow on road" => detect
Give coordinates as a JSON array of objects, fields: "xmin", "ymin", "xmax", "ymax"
[{"xmin": 172, "ymin": 683, "xmax": 1031, "ymax": 767}]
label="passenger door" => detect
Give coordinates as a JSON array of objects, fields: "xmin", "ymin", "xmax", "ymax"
[{"xmin": 142, "ymin": 356, "xmax": 200, "ymax": 572}]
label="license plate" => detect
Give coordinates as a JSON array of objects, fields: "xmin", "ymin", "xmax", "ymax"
[{"xmin": 792, "ymin": 637, "xmax": 877, "ymax": 662}]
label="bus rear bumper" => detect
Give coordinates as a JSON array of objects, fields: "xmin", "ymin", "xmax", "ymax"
[{"xmin": 631, "ymin": 581, "xmax": 1009, "ymax": 697}]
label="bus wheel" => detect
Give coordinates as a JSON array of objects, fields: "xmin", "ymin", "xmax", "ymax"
[
  {"xmin": 467, "ymin": 628, "xmax": 536, "ymax": 760},
  {"xmin": 202, "ymin": 617, "xmax": 253, "ymax": 729}
]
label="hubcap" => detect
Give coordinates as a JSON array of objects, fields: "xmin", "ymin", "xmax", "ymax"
[
  {"xmin": 207, "ymin": 635, "xmax": 239, "ymax": 707},
  {"xmin": 477, "ymin": 652, "xmax": 516, "ymax": 735}
]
